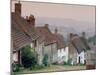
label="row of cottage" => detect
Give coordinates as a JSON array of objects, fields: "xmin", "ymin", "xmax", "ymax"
[{"xmin": 12, "ymin": 2, "xmax": 92, "ymax": 66}]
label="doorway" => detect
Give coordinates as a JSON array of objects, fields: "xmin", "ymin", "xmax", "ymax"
[{"xmin": 79, "ymin": 56, "xmax": 81, "ymax": 64}]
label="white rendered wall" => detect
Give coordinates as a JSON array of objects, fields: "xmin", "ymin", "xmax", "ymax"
[
  {"xmin": 58, "ymin": 46, "xmax": 69, "ymax": 63},
  {"xmin": 77, "ymin": 51, "xmax": 85, "ymax": 64},
  {"xmin": 13, "ymin": 52, "xmax": 18, "ymax": 62}
]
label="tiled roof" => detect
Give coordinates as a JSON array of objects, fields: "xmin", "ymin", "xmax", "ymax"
[
  {"xmin": 70, "ymin": 35, "xmax": 90, "ymax": 53},
  {"xmin": 12, "ymin": 17, "xmax": 32, "ymax": 50},
  {"xmin": 35, "ymin": 26, "xmax": 56, "ymax": 46},
  {"xmin": 35, "ymin": 26, "xmax": 66, "ymax": 48},
  {"xmin": 12, "ymin": 27, "xmax": 32, "ymax": 51},
  {"xmin": 52, "ymin": 33, "xmax": 66, "ymax": 49},
  {"xmin": 12, "ymin": 13, "xmax": 39, "ymax": 40},
  {"xmin": 11, "ymin": 13, "xmax": 38, "ymax": 50}
]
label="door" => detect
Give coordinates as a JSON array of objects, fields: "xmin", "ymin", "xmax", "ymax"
[{"xmin": 79, "ymin": 56, "xmax": 81, "ymax": 64}]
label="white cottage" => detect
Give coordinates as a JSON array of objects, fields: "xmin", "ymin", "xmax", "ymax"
[
  {"xmin": 53, "ymin": 28, "xmax": 69, "ymax": 64},
  {"xmin": 68, "ymin": 33, "xmax": 90, "ymax": 65},
  {"xmin": 57, "ymin": 47, "xmax": 69, "ymax": 64}
]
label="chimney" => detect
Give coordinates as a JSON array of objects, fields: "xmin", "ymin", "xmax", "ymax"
[
  {"xmin": 26, "ymin": 16, "xmax": 28, "ymax": 20},
  {"xmin": 15, "ymin": 1, "xmax": 21, "ymax": 16},
  {"xmin": 82, "ymin": 32, "xmax": 86, "ymax": 38},
  {"xmin": 70, "ymin": 33, "xmax": 73, "ymax": 39},
  {"xmin": 28, "ymin": 14, "xmax": 35, "ymax": 27},
  {"xmin": 26, "ymin": 16, "xmax": 30, "ymax": 22},
  {"xmin": 55, "ymin": 28, "xmax": 58, "ymax": 34},
  {"xmin": 45, "ymin": 24, "xmax": 49, "ymax": 28}
]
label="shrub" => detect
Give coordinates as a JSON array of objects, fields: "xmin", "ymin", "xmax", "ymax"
[
  {"xmin": 64, "ymin": 59, "xmax": 72, "ymax": 65},
  {"xmin": 42, "ymin": 54, "xmax": 49, "ymax": 66},
  {"xmin": 12, "ymin": 62, "xmax": 20, "ymax": 72},
  {"xmin": 52, "ymin": 62, "xmax": 58, "ymax": 65},
  {"xmin": 21, "ymin": 45, "xmax": 38, "ymax": 68},
  {"xmin": 63, "ymin": 61, "xmax": 67, "ymax": 65}
]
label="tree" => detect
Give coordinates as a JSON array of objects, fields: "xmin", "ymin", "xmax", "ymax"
[
  {"xmin": 42, "ymin": 54, "xmax": 49, "ymax": 66},
  {"xmin": 88, "ymin": 35, "xmax": 96, "ymax": 45},
  {"xmin": 21, "ymin": 45, "xmax": 38, "ymax": 68}
]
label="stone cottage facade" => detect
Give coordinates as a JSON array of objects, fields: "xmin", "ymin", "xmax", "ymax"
[{"xmin": 34, "ymin": 24, "xmax": 58, "ymax": 65}]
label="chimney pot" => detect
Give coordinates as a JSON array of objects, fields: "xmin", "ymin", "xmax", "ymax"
[
  {"xmin": 45, "ymin": 24, "xmax": 49, "ymax": 28},
  {"xmin": 15, "ymin": 2, "xmax": 21, "ymax": 16},
  {"xmin": 26, "ymin": 16, "xmax": 28, "ymax": 20},
  {"xmin": 70, "ymin": 33, "xmax": 73, "ymax": 39},
  {"xmin": 82, "ymin": 32, "xmax": 86, "ymax": 38},
  {"xmin": 55, "ymin": 28, "xmax": 58, "ymax": 34},
  {"xmin": 27, "ymin": 14, "xmax": 35, "ymax": 27}
]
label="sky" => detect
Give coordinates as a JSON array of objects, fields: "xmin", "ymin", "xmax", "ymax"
[
  {"xmin": 11, "ymin": 1, "xmax": 96, "ymax": 38},
  {"xmin": 12, "ymin": 1, "xmax": 95, "ymax": 23}
]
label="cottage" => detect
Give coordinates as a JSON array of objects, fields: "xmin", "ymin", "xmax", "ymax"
[
  {"xmin": 11, "ymin": 18, "xmax": 32, "ymax": 64},
  {"xmin": 11, "ymin": 2, "xmax": 39, "ymax": 65},
  {"xmin": 68, "ymin": 32, "xmax": 90, "ymax": 65},
  {"xmin": 11, "ymin": 13, "xmax": 32, "ymax": 64},
  {"xmin": 52, "ymin": 28, "xmax": 68, "ymax": 64},
  {"xmin": 34, "ymin": 24, "xmax": 57, "ymax": 65}
]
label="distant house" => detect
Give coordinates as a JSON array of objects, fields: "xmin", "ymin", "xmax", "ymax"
[
  {"xmin": 52, "ymin": 28, "xmax": 68, "ymax": 64},
  {"xmin": 68, "ymin": 32, "xmax": 90, "ymax": 65}
]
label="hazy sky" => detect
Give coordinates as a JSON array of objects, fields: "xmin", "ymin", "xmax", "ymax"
[{"xmin": 12, "ymin": 1, "xmax": 95, "ymax": 23}]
